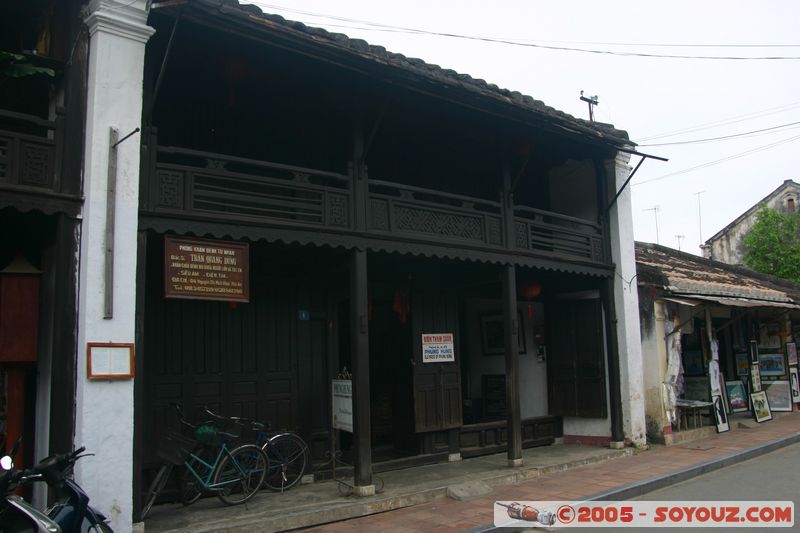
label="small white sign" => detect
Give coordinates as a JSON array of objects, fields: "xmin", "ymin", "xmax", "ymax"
[
  {"xmin": 422, "ymin": 333, "xmax": 455, "ymax": 363},
  {"xmin": 87, "ymin": 343, "xmax": 134, "ymax": 380},
  {"xmin": 332, "ymin": 379, "xmax": 353, "ymax": 432}
]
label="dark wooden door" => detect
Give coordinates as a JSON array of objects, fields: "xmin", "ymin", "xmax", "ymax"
[
  {"xmin": 546, "ymin": 298, "xmax": 606, "ymax": 418},
  {"xmin": 411, "ymin": 289, "xmax": 463, "ymax": 432}
]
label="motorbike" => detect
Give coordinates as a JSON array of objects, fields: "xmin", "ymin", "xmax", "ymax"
[{"xmin": 0, "ymin": 444, "xmax": 112, "ymax": 533}]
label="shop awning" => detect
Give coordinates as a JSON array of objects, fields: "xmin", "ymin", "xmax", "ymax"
[{"xmin": 668, "ymin": 293, "xmax": 800, "ymax": 309}]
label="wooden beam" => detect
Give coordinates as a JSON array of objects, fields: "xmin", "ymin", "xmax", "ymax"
[
  {"xmin": 104, "ymin": 127, "xmax": 118, "ymax": 319},
  {"xmin": 350, "ymin": 248, "xmax": 372, "ymax": 488},
  {"xmin": 503, "ymin": 264, "xmax": 522, "ymax": 465}
]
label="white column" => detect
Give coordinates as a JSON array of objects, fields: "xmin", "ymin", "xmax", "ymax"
[
  {"xmin": 75, "ymin": 2, "xmax": 153, "ymax": 532},
  {"xmin": 606, "ymin": 152, "xmax": 647, "ymax": 446}
]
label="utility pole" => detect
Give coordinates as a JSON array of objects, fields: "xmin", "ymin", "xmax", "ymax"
[
  {"xmin": 643, "ymin": 205, "xmax": 661, "ymax": 244},
  {"xmin": 580, "ymin": 91, "xmax": 599, "ymax": 122},
  {"xmin": 675, "ymin": 234, "xmax": 685, "ymax": 251},
  {"xmin": 696, "ymin": 190, "xmax": 706, "ymax": 245}
]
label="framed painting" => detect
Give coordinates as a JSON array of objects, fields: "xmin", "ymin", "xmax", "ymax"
[
  {"xmin": 481, "ymin": 313, "xmax": 526, "ymax": 355},
  {"xmin": 682, "ymin": 349, "xmax": 705, "ymax": 376},
  {"xmin": 790, "ymin": 367, "xmax": 800, "ymax": 403},
  {"xmin": 750, "ymin": 363, "xmax": 762, "ymax": 392},
  {"xmin": 711, "ymin": 394, "xmax": 729, "ymax": 433},
  {"xmin": 764, "ymin": 380, "xmax": 792, "ymax": 412},
  {"xmin": 735, "ymin": 352, "xmax": 749, "ymax": 376},
  {"xmin": 750, "ymin": 390, "xmax": 772, "ymax": 423},
  {"xmin": 759, "ymin": 353, "xmax": 787, "ymax": 377},
  {"xmin": 725, "ymin": 380, "xmax": 749, "ymax": 413},
  {"xmin": 787, "ymin": 342, "xmax": 798, "ymax": 366}
]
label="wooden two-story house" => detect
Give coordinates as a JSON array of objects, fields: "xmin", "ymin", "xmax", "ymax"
[{"xmin": 134, "ymin": 0, "xmax": 647, "ymax": 509}]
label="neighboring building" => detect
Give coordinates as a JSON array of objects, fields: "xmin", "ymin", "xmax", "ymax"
[
  {"xmin": 2, "ymin": 2, "xmax": 649, "ymax": 532},
  {"xmin": 637, "ymin": 242, "xmax": 800, "ymax": 444},
  {"xmin": 702, "ymin": 179, "xmax": 800, "ymax": 264}
]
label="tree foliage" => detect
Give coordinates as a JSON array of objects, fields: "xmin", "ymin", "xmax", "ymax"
[{"xmin": 742, "ymin": 205, "xmax": 800, "ymax": 283}]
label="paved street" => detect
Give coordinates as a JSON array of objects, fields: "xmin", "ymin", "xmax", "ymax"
[{"xmin": 302, "ymin": 414, "xmax": 800, "ymax": 533}]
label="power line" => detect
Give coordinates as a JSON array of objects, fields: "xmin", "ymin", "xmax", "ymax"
[
  {"xmin": 638, "ymin": 120, "xmax": 800, "ymax": 147},
  {"xmin": 633, "ymin": 133, "xmax": 800, "ymax": 186},
  {"xmin": 249, "ymin": 2, "xmax": 800, "ymax": 60},
  {"xmin": 637, "ymin": 100, "xmax": 800, "ymax": 141}
]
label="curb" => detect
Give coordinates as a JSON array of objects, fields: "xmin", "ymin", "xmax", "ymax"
[{"xmin": 467, "ymin": 432, "xmax": 800, "ymax": 532}]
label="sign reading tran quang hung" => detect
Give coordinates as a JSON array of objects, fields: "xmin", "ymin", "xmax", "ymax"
[
  {"xmin": 422, "ymin": 333, "xmax": 455, "ymax": 363},
  {"xmin": 164, "ymin": 236, "xmax": 249, "ymax": 302}
]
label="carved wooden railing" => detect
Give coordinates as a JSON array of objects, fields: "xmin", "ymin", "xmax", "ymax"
[
  {"xmin": 148, "ymin": 145, "xmax": 352, "ymax": 228},
  {"xmin": 145, "ymin": 142, "xmax": 608, "ymax": 265},
  {"xmin": 0, "ymin": 109, "xmax": 62, "ymax": 192},
  {"xmin": 514, "ymin": 206, "xmax": 605, "ymax": 262},
  {"xmin": 368, "ymin": 179, "xmax": 504, "ymax": 247}
]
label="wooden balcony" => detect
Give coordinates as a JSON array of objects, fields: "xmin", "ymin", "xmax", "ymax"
[
  {"xmin": 142, "ymin": 143, "xmax": 609, "ymax": 269},
  {"xmin": 0, "ymin": 109, "xmax": 62, "ymax": 193}
]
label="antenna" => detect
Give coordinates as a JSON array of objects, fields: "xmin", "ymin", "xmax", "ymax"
[
  {"xmin": 579, "ymin": 90, "xmax": 599, "ymax": 122},
  {"xmin": 696, "ymin": 191, "xmax": 706, "ymax": 244},
  {"xmin": 643, "ymin": 205, "xmax": 661, "ymax": 244},
  {"xmin": 675, "ymin": 234, "xmax": 685, "ymax": 251}
]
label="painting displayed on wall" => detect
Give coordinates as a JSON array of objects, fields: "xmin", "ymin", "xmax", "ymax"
[
  {"xmin": 764, "ymin": 380, "xmax": 792, "ymax": 412},
  {"xmin": 750, "ymin": 390, "xmax": 772, "ymax": 423},
  {"xmin": 759, "ymin": 322, "xmax": 782, "ymax": 349},
  {"xmin": 735, "ymin": 352, "xmax": 749, "ymax": 376},
  {"xmin": 787, "ymin": 342, "xmax": 798, "ymax": 366},
  {"xmin": 725, "ymin": 380, "xmax": 749, "ymax": 412},
  {"xmin": 711, "ymin": 394, "xmax": 729, "ymax": 433},
  {"xmin": 759, "ymin": 353, "xmax": 787, "ymax": 377},
  {"xmin": 750, "ymin": 363, "xmax": 762, "ymax": 392},
  {"xmin": 790, "ymin": 367, "xmax": 800, "ymax": 404},
  {"xmin": 682, "ymin": 349, "xmax": 705, "ymax": 376},
  {"xmin": 481, "ymin": 312, "xmax": 526, "ymax": 355},
  {"xmin": 684, "ymin": 376, "xmax": 710, "ymax": 402}
]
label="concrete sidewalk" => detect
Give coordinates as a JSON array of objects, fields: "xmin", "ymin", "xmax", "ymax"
[
  {"xmin": 142, "ymin": 412, "xmax": 800, "ymax": 532},
  {"xmin": 304, "ymin": 413, "xmax": 800, "ymax": 533}
]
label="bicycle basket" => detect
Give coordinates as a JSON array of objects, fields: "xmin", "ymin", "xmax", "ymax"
[{"xmin": 157, "ymin": 430, "xmax": 196, "ymax": 466}]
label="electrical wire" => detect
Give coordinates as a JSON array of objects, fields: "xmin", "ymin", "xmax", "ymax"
[
  {"xmin": 248, "ymin": 2, "xmax": 800, "ymax": 60},
  {"xmin": 633, "ymin": 133, "xmax": 800, "ymax": 186},
  {"xmin": 637, "ymin": 100, "xmax": 800, "ymax": 141},
  {"xmin": 638, "ymin": 121, "xmax": 800, "ymax": 147}
]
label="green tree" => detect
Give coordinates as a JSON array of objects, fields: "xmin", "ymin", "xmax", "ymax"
[{"xmin": 743, "ymin": 205, "xmax": 800, "ymax": 282}]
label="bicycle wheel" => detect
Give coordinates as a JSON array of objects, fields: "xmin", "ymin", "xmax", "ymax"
[
  {"xmin": 263, "ymin": 433, "xmax": 308, "ymax": 491},
  {"xmin": 180, "ymin": 465, "xmax": 203, "ymax": 506},
  {"xmin": 141, "ymin": 463, "xmax": 172, "ymax": 519},
  {"xmin": 213, "ymin": 444, "xmax": 267, "ymax": 505}
]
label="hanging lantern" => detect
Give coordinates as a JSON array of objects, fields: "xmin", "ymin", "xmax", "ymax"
[{"xmin": 519, "ymin": 280, "xmax": 542, "ymax": 300}]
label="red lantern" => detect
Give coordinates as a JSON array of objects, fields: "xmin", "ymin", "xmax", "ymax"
[{"xmin": 519, "ymin": 280, "xmax": 542, "ymax": 300}]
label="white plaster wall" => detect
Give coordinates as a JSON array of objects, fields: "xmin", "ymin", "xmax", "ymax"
[
  {"xmin": 606, "ymin": 152, "xmax": 647, "ymax": 446},
  {"xmin": 74, "ymin": 3, "xmax": 153, "ymax": 532},
  {"xmin": 640, "ymin": 298, "xmax": 668, "ymax": 439},
  {"xmin": 463, "ymin": 299, "xmax": 548, "ymax": 419}
]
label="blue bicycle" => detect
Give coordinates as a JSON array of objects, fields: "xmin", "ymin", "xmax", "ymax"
[{"xmin": 142, "ymin": 405, "xmax": 267, "ymax": 518}]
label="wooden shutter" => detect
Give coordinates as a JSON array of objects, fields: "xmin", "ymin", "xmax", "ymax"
[
  {"xmin": 547, "ymin": 298, "xmax": 606, "ymax": 418},
  {"xmin": 412, "ymin": 289, "xmax": 463, "ymax": 432}
]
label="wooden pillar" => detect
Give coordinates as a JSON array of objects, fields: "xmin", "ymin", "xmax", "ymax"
[
  {"xmin": 600, "ymin": 278, "xmax": 624, "ymax": 442},
  {"xmin": 132, "ymin": 230, "xmax": 148, "ymax": 521},
  {"xmin": 350, "ymin": 248, "xmax": 373, "ymax": 493},
  {"xmin": 503, "ymin": 264, "xmax": 522, "ymax": 466}
]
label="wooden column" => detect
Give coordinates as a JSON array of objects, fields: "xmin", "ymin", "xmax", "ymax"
[
  {"xmin": 133, "ymin": 230, "xmax": 148, "ymax": 521},
  {"xmin": 350, "ymin": 248, "xmax": 373, "ymax": 492},
  {"xmin": 596, "ymin": 159, "xmax": 624, "ymax": 443},
  {"xmin": 503, "ymin": 264, "xmax": 522, "ymax": 466}
]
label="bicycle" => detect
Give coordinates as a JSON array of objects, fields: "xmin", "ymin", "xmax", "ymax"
[
  {"xmin": 201, "ymin": 406, "xmax": 309, "ymax": 492},
  {"xmin": 141, "ymin": 405, "xmax": 267, "ymax": 519}
]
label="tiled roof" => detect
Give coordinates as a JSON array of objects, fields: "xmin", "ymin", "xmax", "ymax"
[
  {"xmin": 636, "ymin": 242, "xmax": 800, "ymax": 304},
  {"xmin": 186, "ymin": 0, "xmax": 632, "ymax": 147}
]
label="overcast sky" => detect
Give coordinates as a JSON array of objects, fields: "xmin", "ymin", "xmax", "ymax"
[{"xmin": 246, "ymin": 0, "xmax": 800, "ymax": 255}]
